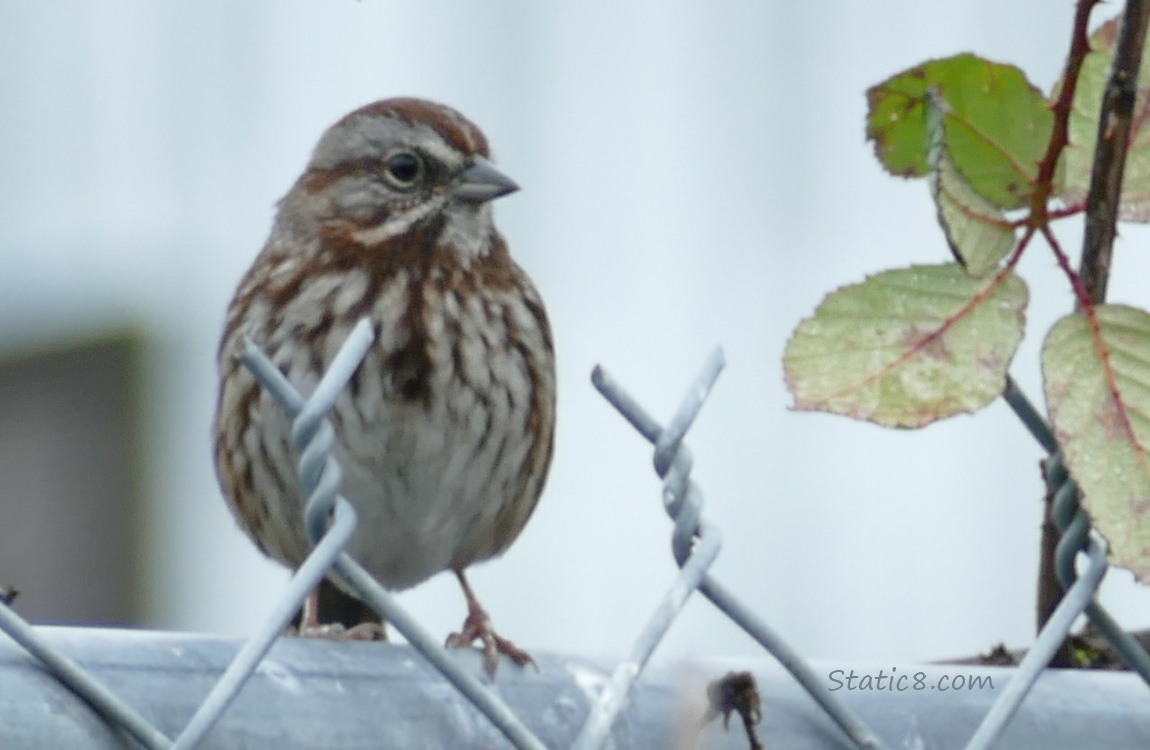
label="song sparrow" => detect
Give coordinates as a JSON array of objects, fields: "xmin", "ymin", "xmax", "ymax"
[{"xmin": 213, "ymin": 98, "xmax": 556, "ymax": 674}]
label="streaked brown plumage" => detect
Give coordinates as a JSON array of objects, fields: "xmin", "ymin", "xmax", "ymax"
[{"xmin": 213, "ymin": 98, "xmax": 555, "ymax": 673}]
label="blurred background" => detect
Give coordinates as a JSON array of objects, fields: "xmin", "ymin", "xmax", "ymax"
[{"xmin": 2, "ymin": 0, "xmax": 1149, "ymax": 667}]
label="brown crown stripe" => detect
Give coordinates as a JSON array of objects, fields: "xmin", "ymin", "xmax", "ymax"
[{"xmin": 338, "ymin": 98, "xmax": 491, "ymax": 159}]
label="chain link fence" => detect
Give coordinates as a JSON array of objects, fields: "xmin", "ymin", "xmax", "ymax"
[{"xmin": 1, "ymin": 320, "xmax": 1149, "ymax": 748}]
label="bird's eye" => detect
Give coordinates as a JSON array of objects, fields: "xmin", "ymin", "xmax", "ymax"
[{"xmin": 384, "ymin": 152, "xmax": 423, "ymax": 188}]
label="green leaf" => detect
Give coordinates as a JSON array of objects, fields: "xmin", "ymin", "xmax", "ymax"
[
  {"xmin": 1058, "ymin": 16, "xmax": 1150, "ymax": 220},
  {"xmin": 927, "ymin": 91, "xmax": 1018, "ymax": 277},
  {"xmin": 1042, "ymin": 305, "xmax": 1150, "ymax": 580},
  {"xmin": 784, "ymin": 263, "xmax": 1027, "ymax": 427},
  {"xmin": 867, "ymin": 53, "xmax": 1053, "ymax": 210}
]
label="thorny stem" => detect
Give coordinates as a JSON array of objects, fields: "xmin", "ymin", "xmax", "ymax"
[
  {"xmin": 1033, "ymin": 0, "xmax": 1150, "ymax": 663},
  {"xmin": 1041, "ymin": 223, "xmax": 1131, "ymax": 443},
  {"xmin": 1028, "ymin": 0, "xmax": 1102, "ymax": 222},
  {"xmin": 1042, "ymin": 224, "xmax": 1136, "ymax": 440},
  {"xmin": 1028, "ymin": 0, "xmax": 1102, "ymax": 660},
  {"xmin": 1042, "ymin": 224, "xmax": 1097, "ymax": 311}
]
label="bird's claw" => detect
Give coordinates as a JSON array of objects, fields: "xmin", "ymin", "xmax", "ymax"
[{"xmin": 446, "ymin": 608, "xmax": 534, "ymax": 678}]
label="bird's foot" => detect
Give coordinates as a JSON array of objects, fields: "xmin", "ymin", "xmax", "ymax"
[
  {"xmin": 447, "ymin": 570, "xmax": 534, "ymax": 677},
  {"xmin": 446, "ymin": 605, "xmax": 534, "ymax": 677}
]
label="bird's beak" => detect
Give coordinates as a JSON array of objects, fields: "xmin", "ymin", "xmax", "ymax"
[{"xmin": 453, "ymin": 157, "xmax": 519, "ymax": 203}]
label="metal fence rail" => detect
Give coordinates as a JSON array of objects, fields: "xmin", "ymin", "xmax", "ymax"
[
  {"xmin": 2, "ymin": 629, "xmax": 1150, "ymax": 749},
  {"xmin": 1, "ymin": 320, "xmax": 1149, "ymax": 748}
]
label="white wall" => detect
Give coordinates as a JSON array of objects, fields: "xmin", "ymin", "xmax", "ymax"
[{"xmin": 2, "ymin": 0, "xmax": 1149, "ymax": 665}]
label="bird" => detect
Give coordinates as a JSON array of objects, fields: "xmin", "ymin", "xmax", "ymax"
[{"xmin": 213, "ymin": 98, "xmax": 556, "ymax": 675}]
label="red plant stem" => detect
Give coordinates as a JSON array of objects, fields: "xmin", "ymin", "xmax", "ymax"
[
  {"xmin": 1030, "ymin": 0, "xmax": 1102, "ymax": 221},
  {"xmin": 1043, "ymin": 224, "xmax": 1147, "ymax": 469},
  {"xmin": 1046, "ymin": 203, "xmax": 1087, "ymax": 221},
  {"xmin": 1030, "ymin": 0, "xmax": 1102, "ymax": 651},
  {"xmin": 1040, "ymin": 223, "xmax": 1125, "ymax": 469},
  {"xmin": 1040, "ymin": 224, "xmax": 1098, "ymax": 311}
]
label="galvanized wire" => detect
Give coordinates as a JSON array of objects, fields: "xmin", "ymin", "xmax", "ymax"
[
  {"xmin": 570, "ymin": 351, "xmax": 726, "ymax": 750},
  {"xmin": 593, "ymin": 351, "xmax": 890, "ymax": 750},
  {"xmin": 0, "ymin": 331, "xmax": 376, "ymax": 750},
  {"xmin": 163, "ymin": 322, "xmax": 379, "ymax": 749},
  {"xmin": 959, "ymin": 371, "xmax": 1150, "ymax": 745},
  {"xmin": 570, "ymin": 528, "xmax": 722, "ymax": 750},
  {"xmin": 1049, "ymin": 457, "xmax": 1150, "ymax": 685},
  {"xmin": 4, "ymin": 329, "xmax": 1150, "ymax": 750},
  {"xmin": 1002, "ymin": 376, "xmax": 1057, "ymax": 454},
  {"xmin": 1001, "ymin": 377, "xmax": 1150, "ymax": 687},
  {"xmin": 168, "ymin": 499, "xmax": 357, "ymax": 750},
  {"xmin": 964, "ymin": 532, "xmax": 1110, "ymax": 749},
  {"xmin": 0, "ymin": 319, "xmax": 549, "ymax": 750},
  {"xmin": 0, "ymin": 603, "xmax": 172, "ymax": 749}
]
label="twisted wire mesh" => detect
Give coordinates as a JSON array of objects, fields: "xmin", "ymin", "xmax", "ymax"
[
  {"xmin": 590, "ymin": 351, "xmax": 889, "ymax": 750},
  {"xmin": 1002, "ymin": 376, "xmax": 1150, "ymax": 686},
  {"xmin": 0, "ymin": 328, "xmax": 1148, "ymax": 749},
  {"xmin": 944, "ymin": 377, "xmax": 1150, "ymax": 748}
]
